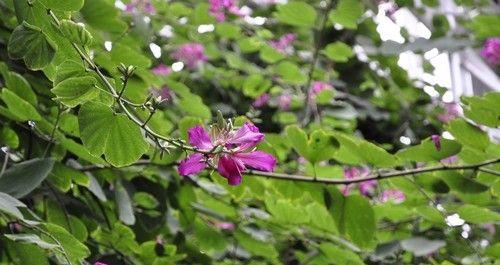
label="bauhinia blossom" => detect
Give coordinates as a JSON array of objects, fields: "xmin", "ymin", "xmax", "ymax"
[
  {"xmin": 269, "ymin": 33, "xmax": 296, "ymax": 54},
  {"xmin": 480, "ymin": 38, "xmax": 500, "ymax": 65},
  {"xmin": 178, "ymin": 123, "xmax": 276, "ymax": 185},
  {"xmin": 151, "ymin": 64, "xmax": 171, "ymax": 76},
  {"xmin": 171, "ymin": 43, "xmax": 207, "ymax": 69},
  {"xmin": 125, "ymin": 0, "xmax": 155, "ymax": 14},
  {"xmin": 252, "ymin": 93, "xmax": 270, "ymax": 108},
  {"xmin": 437, "ymin": 102, "xmax": 462, "ymax": 123},
  {"xmin": 431, "ymin": 135, "xmax": 441, "ymax": 151},
  {"xmin": 309, "ymin": 81, "xmax": 333, "ymax": 100},
  {"xmin": 342, "ymin": 167, "xmax": 377, "ymax": 196},
  {"xmin": 209, "ymin": 0, "xmax": 247, "ymax": 22},
  {"xmin": 380, "ymin": 189, "xmax": 406, "ymax": 204},
  {"xmin": 278, "ymin": 93, "xmax": 292, "ymax": 110},
  {"xmin": 150, "ymin": 86, "xmax": 174, "ymax": 103}
]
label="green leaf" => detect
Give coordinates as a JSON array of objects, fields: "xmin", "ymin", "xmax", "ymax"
[
  {"xmin": 462, "ymin": 92, "xmax": 500, "ymax": 127},
  {"xmin": 80, "ymin": 0, "xmax": 127, "ymax": 33},
  {"xmin": 456, "ymin": 204, "xmax": 500, "ymax": 224},
  {"xmin": 0, "ymin": 126, "xmax": 19, "ymax": 148},
  {"xmin": 54, "ymin": 60, "xmax": 87, "ymax": 85},
  {"xmin": 59, "ymin": 20, "xmax": 93, "ymax": 47},
  {"xmin": 51, "ymin": 76, "xmax": 99, "ymax": 107},
  {"xmin": 3, "ymin": 72, "xmax": 37, "ymax": 105},
  {"xmin": 469, "ymin": 15, "xmax": 500, "ymax": 40},
  {"xmin": 235, "ymin": 230, "xmax": 279, "ymax": 260},
  {"xmin": 286, "ymin": 126, "xmax": 339, "ymax": 164},
  {"xmin": 78, "ymin": 102, "xmax": 149, "ymax": 167},
  {"xmin": 115, "ymin": 181, "xmax": 136, "ymax": 225},
  {"xmin": 4, "ymin": 234, "xmax": 59, "ymax": 250},
  {"xmin": 397, "ymin": 138, "xmax": 462, "ymax": 162},
  {"xmin": 438, "ymin": 171, "xmax": 488, "ymax": 194},
  {"xmin": 110, "ymin": 43, "xmax": 151, "ymax": 69},
  {"xmin": 265, "ymin": 197, "xmax": 310, "ymax": 224},
  {"xmin": 166, "ymin": 80, "xmax": 212, "ymax": 119},
  {"xmin": 358, "ymin": 140, "xmax": 397, "ymax": 167},
  {"xmin": 8, "ymin": 22, "xmax": 56, "ymax": 70},
  {"xmin": 274, "ymin": 61, "xmax": 307, "ymax": 85},
  {"xmin": 401, "ymin": 237, "xmax": 446, "ymax": 257},
  {"xmin": 322, "ymin": 42, "xmax": 354, "ymax": 62},
  {"xmin": 0, "ymin": 192, "xmax": 26, "ymax": 219},
  {"xmin": 329, "ymin": 0, "xmax": 364, "ymax": 29},
  {"xmin": 215, "ymin": 22, "xmax": 241, "ymax": 39},
  {"xmin": 446, "ymin": 119, "xmax": 490, "ymax": 151},
  {"xmin": 286, "ymin": 125, "xmax": 310, "ymax": 159},
  {"xmin": 319, "ymin": 243, "xmax": 364, "ymax": 265},
  {"xmin": 274, "ymin": 2, "xmax": 317, "ymax": 27},
  {"xmin": 307, "ymin": 203, "xmax": 338, "ymax": 233},
  {"xmin": 133, "ymin": 192, "xmax": 159, "ymax": 209},
  {"xmin": 242, "ymin": 74, "xmax": 271, "ymax": 98},
  {"xmin": 43, "ymin": 223, "xmax": 90, "ymax": 262},
  {"xmin": 344, "ymin": 195, "xmax": 376, "ymax": 249},
  {"xmin": 1, "ymin": 88, "xmax": 41, "ymax": 121},
  {"xmin": 259, "ymin": 45, "xmax": 286, "ymax": 64},
  {"xmin": 0, "ymin": 158, "xmax": 54, "ymax": 198},
  {"xmin": 39, "ymin": 0, "xmax": 84, "ymax": 11}
]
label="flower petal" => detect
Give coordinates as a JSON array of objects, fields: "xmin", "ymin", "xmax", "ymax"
[
  {"xmin": 228, "ymin": 123, "xmax": 264, "ymax": 146},
  {"xmin": 188, "ymin": 125, "xmax": 213, "ymax": 150},
  {"xmin": 234, "ymin": 151, "xmax": 276, "ymax": 172},
  {"xmin": 217, "ymin": 155, "xmax": 244, "ymax": 185},
  {"xmin": 178, "ymin": 153, "xmax": 206, "ymax": 176}
]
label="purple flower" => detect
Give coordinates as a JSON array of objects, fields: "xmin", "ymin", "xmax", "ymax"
[
  {"xmin": 380, "ymin": 189, "xmax": 405, "ymax": 204},
  {"xmin": 125, "ymin": 0, "xmax": 155, "ymax": 14},
  {"xmin": 171, "ymin": 43, "xmax": 207, "ymax": 69},
  {"xmin": 342, "ymin": 167, "xmax": 376, "ymax": 196},
  {"xmin": 94, "ymin": 262, "xmax": 108, "ymax": 265},
  {"xmin": 252, "ymin": 93, "xmax": 270, "ymax": 108},
  {"xmin": 431, "ymin": 135, "xmax": 441, "ymax": 151},
  {"xmin": 152, "ymin": 64, "xmax": 171, "ymax": 76},
  {"xmin": 215, "ymin": 221, "xmax": 236, "ymax": 231},
  {"xmin": 151, "ymin": 86, "xmax": 174, "ymax": 103},
  {"xmin": 309, "ymin": 81, "xmax": 333, "ymax": 100},
  {"xmin": 437, "ymin": 102, "xmax": 462, "ymax": 123},
  {"xmin": 440, "ymin": 155, "xmax": 458, "ymax": 165},
  {"xmin": 278, "ymin": 94, "xmax": 292, "ymax": 110},
  {"xmin": 209, "ymin": 0, "xmax": 246, "ymax": 22},
  {"xmin": 480, "ymin": 38, "xmax": 500, "ymax": 65},
  {"xmin": 269, "ymin": 33, "xmax": 296, "ymax": 54},
  {"xmin": 178, "ymin": 123, "xmax": 276, "ymax": 185}
]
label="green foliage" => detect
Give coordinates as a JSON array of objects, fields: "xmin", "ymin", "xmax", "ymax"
[{"xmin": 0, "ymin": 0, "xmax": 498, "ymax": 264}]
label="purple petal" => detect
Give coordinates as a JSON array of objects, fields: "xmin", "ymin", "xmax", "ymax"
[
  {"xmin": 431, "ymin": 135, "xmax": 441, "ymax": 151},
  {"xmin": 359, "ymin": 180, "xmax": 377, "ymax": 196},
  {"xmin": 217, "ymin": 155, "xmax": 244, "ymax": 185},
  {"xmin": 188, "ymin": 125, "xmax": 213, "ymax": 150},
  {"xmin": 178, "ymin": 153, "xmax": 206, "ymax": 176},
  {"xmin": 234, "ymin": 151, "xmax": 276, "ymax": 172},
  {"xmin": 380, "ymin": 189, "xmax": 406, "ymax": 204},
  {"xmin": 152, "ymin": 64, "xmax": 171, "ymax": 76},
  {"xmin": 228, "ymin": 123, "xmax": 264, "ymax": 146}
]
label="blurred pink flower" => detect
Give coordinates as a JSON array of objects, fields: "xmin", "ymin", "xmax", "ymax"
[
  {"xmin": 278, "ymin": 94, "xmax": 291, "ymax": 110},
  {"xmin": 309, "ymin": 81, "xmax": 333, "ymax": 100},
  {"xmin": 178, "ymin": 123, "xmax": 276, "ymax": 185},
  {"xmin": 342, "ymin": 167, "xmax": 376, "ymax": 196},
  {"xmin": 125, "ymin": 0, "xmax": 155, "ymax": 14},
  {"xmin": 171, "ymin": 43, "xmax": 207, "ymax": 69},
  {"xmin": 441, "ymin": 155, "xmax": 458, "ymax": 165},
  {"xmin": 252, "ymin": 93, "xmax": 270, "ymax": 108},
  {"xmin": 269, "ymin": 33, "xmax": 296, "ymax": 54},
  {"xmin": 151, "ymin": 86, "xmax": 174, "ymax": 103},
  {"xmin": 209, "ymin": 0, "xmax": 246, "ymax": 22},
  {"xmin": 431, "ymin": 135, "xmax": 441, "ymax": 151},
  {"xmin": 215, "ymin": 221, "xmax": 236, "ymax": 231},
  {"xmin": 380, "ymin": 189, "xmax": 405, "ymax": 204},
  {"xmin": 152, "ymin": 64, "xmax": 171, "ymax": 76},
  {"xmin": 94, "ymin": 262, "xmax": 107, "ymax": 265},
  {"xmin": 480, "ymin": 38, "xmax": 500, "ymax": 65},
  {"xmin": 437, "ymin": 102, "xmax": 462, "ymax": 123}
]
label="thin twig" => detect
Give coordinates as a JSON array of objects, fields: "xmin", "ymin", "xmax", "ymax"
[
  {"xmin": 477, "ymin": 167, "xmax": 500, "ymax": 176},
  {"xmin": 43, "ymin": 105, "xmax": 63, "ymax": 158}
]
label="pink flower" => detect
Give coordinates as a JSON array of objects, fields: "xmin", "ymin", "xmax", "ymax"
[
  {"xmin": 94, "ymin": 262, "xmax": 107, "ymax": 265},
  {"xmin": 437, "ymin": 102, "xmax": 462, "ymax": 123},
  {"xmin": 480, "ymin": 38, "xmax": 500, "ymax": 65},
  {"xmin": 152, "ymin": 64, "xmax": 171, "ymax": 76},
  {"xmin": 209, "ymin": 0, "xmax": 246, "ymax": 22},
  {"xmin": 342, "ymin": 167, "xmax": 376, "ymax": 196},
  {"xmin": 252, "ymin": 93, "xmax": 270, "ymax": 108},
  {"xmin": 440, "ymin": 155, "xmax": 458, "ymax": 165},
  {"xmin": 178, "ymin": 123, "xmax": 276, "ymax": 185},
  {"xmin": 269, "ymin": 33, "xmax": 296, "ymax": 54},
  {"xmin": 151, "ymin": 86, "xmax": 174, "ymax": 103},
  {"xmin": 171, "ymin": 43, "xmax": 207, "ymax": 69},
  {"xmin": 215, "ymin": 221, "xmax": 236, "ymax": 231},
  {"xmin": 380, "ymin": 189, "xmax": 405, "ymax": 204},
  {"xmin": 309, "ymin": 81, "xmax": 333, "ymax": 100},
  {"xmin": 278, "ymin": 94, "xmax": 291, "ymax": 110},
  {"xmin": 431, "ymin": 135, "xmax": 441, "ymax": 151},
  {"xmin": 125, "ymin": 0, "xmax": 155, "ymax": 14}
]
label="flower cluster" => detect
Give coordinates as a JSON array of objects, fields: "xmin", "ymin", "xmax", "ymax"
[
  {"xmin": 309, "ymin": 81, "xmax": 333, "ymax": 100},
  {"xmin": 178, "ymin": 123, "xmax": 276, "ymax": 185},
  {"xmin": 209, "ymin": 0, "xmax": 247, "ymax": 22},
  {"xmin": 125, "ymin": 0, "xmax": 155, "ymax": 14},
  {"xmin": 342, "ymin": 167, "xmax": 377, "ymax": 196},
  {"xmin": 171, "ymin": 43, "xmax": 207, "ymax": 69},
  {"xmin": 269, "ymin": 33, "xmax": 296, "ymax": 54},
  {"xmin": 480, "ymin": 38, "xmax": 500, "ymax": 66}
]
